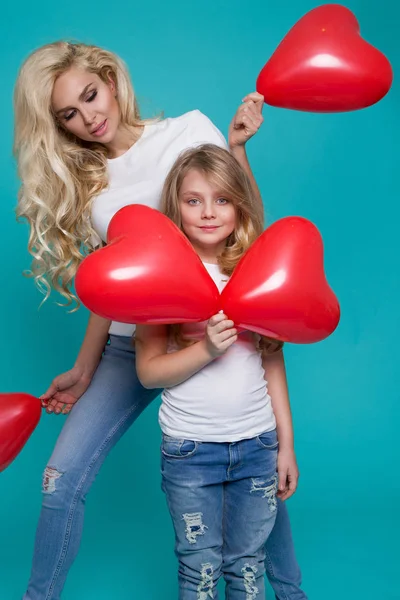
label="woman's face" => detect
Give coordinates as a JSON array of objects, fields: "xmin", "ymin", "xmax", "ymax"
[{"xmin": 51, "ymin": 66, "xmax": 120, "ymax": 144}]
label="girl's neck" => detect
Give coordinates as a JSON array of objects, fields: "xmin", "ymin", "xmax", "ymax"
[
  {"xmin": 192, "ymin": 246, "xmax": 220, "ymax": 265},
  {"xmin": 105, "ymin": 124, "xmax": 144, "ymax": 159},
  {"xmin": 200, "ymin": 257, "xmax": 219, "ymax": 265}
]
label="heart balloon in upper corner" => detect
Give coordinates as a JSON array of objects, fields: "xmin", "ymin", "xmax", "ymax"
[
  {"xmin": 256, "ymin": 4, "xmax": 393, "ymax": 112},
  {"xmin": 76, "ymin": 205, "xmax": 340, "ymax": 345}
]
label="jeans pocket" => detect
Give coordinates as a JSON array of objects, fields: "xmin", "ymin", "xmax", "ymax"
[
  {"xmin": 256, "ymin": 429, "xmax": 279, "ymax": 450},
  {"xmin": 161, "ymin": 434, "xmax": 198, "ymax": 459}
]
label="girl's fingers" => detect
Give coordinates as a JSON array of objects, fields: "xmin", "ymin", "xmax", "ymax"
[
  {"xmin": 220, "ymin": 334, "xmax": 238, "ymax": 350},
  {"xmin": 214, "ymin": 319, "xmax": 235, "ymax": 334},
  {"xmin": 208, "ymin": 313, "xmax": 228, "ymax": 327},
  {"xmin": 216, "ymin": 328, "xmax": 237, "ymax": 343},
  {"xmin": 278, "ymin": 469, "xmax": 288, "ymax": 493}
]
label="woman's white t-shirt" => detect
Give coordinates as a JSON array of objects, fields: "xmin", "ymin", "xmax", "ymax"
[
  {"xmin": 159, "ymin": 263, "xmax": 276, "ymax": 442},
  {"xmin": 90, "ymin": 110, "xmax": 228, "ymax": 337}
]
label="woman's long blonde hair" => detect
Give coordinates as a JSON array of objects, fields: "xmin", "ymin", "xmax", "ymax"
[
  {"xmin": 161, "ymin": 144, "xmax": 283, "ymax": 354},
  {"xmin": 14, "ymin": 41, "xmax": 148, "ymax": 308}
]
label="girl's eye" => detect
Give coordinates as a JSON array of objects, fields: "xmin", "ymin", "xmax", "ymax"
[
  {"xmin": 87, "ymin": 90, "xmax": 98, "ymax": 102},
  {"xmin": 216, "ymin": 197, "xmax": 229, "ymax": 204},
  {"xmin": 188, "ymin": 198, "xmax": 200, "ymax": 205},
  {"xmin": 64, "ymin": 109, "xmax": 77, "ymax": 121}
]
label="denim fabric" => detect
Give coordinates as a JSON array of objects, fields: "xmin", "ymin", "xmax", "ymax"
[
  {"xmin": 23, "ymin": 335, "xmax": 306, "ymax": 599},
  {"xmin": 161, "ymin": 430, "xmax": 279, "ymax": 599}
]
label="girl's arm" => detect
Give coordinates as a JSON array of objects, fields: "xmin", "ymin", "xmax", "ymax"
[
  {"xmin": 262, "ymin": 349, "xmax": 299, "ymax": 500},
  {"xmin": 135, "ymin": 313, "xmax": 237, "ymax": 389},
  {"xmin": 229, "ymin": 92, "xmax": 265, "ymax": 217}
]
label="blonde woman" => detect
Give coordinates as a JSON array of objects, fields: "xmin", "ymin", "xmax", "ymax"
[{"xmin": 14, "ymin": 41, "xmax": 305, "ymax": 599}]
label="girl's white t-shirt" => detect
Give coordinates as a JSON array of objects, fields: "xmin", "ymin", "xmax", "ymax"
[
  {"xmin": 159, "ymin": 263, "xmax": 276, "ymax": 442},
  {"xmin": 90, "ymin": 110, "xmax": 228, "ymax": 337}
]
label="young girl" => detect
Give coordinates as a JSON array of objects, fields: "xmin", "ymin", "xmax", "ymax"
[
  {"xmin": 135, "ymin": 144, "xmax": 300, "ymax": 599},
  {"xmin": 14, "ymin": 41, "xmax": 305, "ymax": 599}
]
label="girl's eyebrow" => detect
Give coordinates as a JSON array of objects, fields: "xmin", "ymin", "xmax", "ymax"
[
  {"xmin": 55, "ymin": 83, "xmax": 94, "ymax": 115},
  {"xmin": 180, "ymin": 189, "xmax": 226, "ymax": 197},
  {"xmin": 180, "ymin": 190, "xmax": 202, "ymax": 196}
]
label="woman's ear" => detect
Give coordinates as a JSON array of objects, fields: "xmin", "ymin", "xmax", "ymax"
[{"xmin": 107, "ymin": 72, "xmax": 117, "ymax": 96}]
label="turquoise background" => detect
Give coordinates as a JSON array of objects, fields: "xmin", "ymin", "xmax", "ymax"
[{"xmin": 1, "ymin": 1, "xmax": 398, "ymax": 598}]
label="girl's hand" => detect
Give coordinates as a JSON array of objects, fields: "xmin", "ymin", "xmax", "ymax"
[
  {"xmin": 205, "ymin": 313, "xmax": 237, "ymax": 358},
  {"xmin": 277, "ymin": 447, "xmax": 299, "ymax": 501},
  {"xmin": 40, "ymin": 366, "xmax": 93, "ymax": 415},
  {"xmin": 228, "ymin": 92, "xmax": 264, "ymax": 149}
]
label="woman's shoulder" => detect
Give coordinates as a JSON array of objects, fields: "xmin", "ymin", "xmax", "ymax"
[
  {"xmin": 169, "ymin": 109, "xmax": 211, "ymax": 124},
  {"xmin": 149, "ymin": 109, "xmax": 213, "ymax": 131},
  {"xmin": 151, "ymin": 109, "xmax": 227, "ymax": 148}
]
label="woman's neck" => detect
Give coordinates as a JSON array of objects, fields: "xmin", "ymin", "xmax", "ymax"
[{"xmin": 105, "ymin": 124, "xmax": 144, "ymax": 159}]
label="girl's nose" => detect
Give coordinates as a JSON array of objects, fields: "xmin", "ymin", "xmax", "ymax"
[{"xmin": 202, "ymin": 202, "xmax": 216, "ymax": 219}]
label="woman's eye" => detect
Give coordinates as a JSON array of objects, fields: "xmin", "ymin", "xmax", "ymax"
[
  {"xmin": 87, "ymin": 90, "xmax": 98, "ymax": 102},
  {"xmin": 64, "ymin": 110, "xmax": 76, "ymax": 121}
]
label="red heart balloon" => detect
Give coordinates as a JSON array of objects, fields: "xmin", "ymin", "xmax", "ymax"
[
  {"xmin": 256, "ymin": 4, "xmax": 393, "ymax": 112},
  {"xmin": 76, "ymin": 205, "xmax": 220, "ymax": 324},
  {"xmin": 0, "ymin": 393, "xmax": 41, "ymax": 472},
  {"xmin": 220, "ymin": 217, "xmax": 340, "ymax": 343}
]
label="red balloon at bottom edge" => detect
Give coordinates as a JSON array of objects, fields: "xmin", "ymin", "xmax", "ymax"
[{"xmin": 0, "ymin": 393, "xmax": 41, "ymax": 472}]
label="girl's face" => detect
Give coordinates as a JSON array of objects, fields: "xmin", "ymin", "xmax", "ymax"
[
  {"xmin": 51, "ymin": 66, "xmax": 120, "ymax": 144},
  {"xmin": 178, "ymin": 168, "xmax": 236, "ymax": 261}
]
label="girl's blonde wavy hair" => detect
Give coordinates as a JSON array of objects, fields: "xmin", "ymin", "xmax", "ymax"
[
  {"xmin": 161, "ymin": 144, "xmax": 283, "ymax": 355},
  {"xmin": 14, "ymin": 41, "xmax": 149, "ymax": 308}
]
